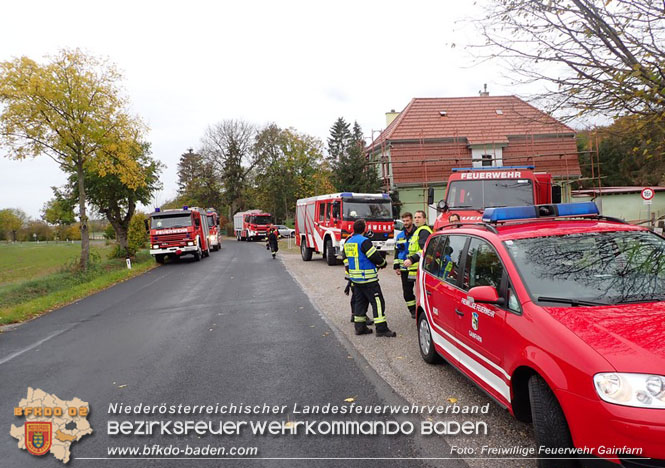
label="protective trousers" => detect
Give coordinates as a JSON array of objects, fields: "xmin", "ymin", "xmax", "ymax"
[
  {"xmin": 353, "ymin": 282, "xmax": 388, "ymax": 332},
  {"xmin": 401, "ymin": 270, "xmax": 416, "ymax": 314}
]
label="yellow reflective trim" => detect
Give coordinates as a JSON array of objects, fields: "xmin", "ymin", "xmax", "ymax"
[
  {"xmin": 406, "ymin": 300, "xmax": 416, "ymax": 306},
  {"xmin": 374, "ymin": 316, "xmax": 387, "ymax": 324},
  {"xmin": 376, "ymin": 296, "xmax": 384, "ymax": 319},
  {"xmin": 366, "ymin": 246, "xmax": 377, "ymax": 257},
  {"xmin": 344, "ymin": 243, "xmax": 358, "ymax": 257},
  {"xmin": 354, "ymin": 316, "xmax": 367, "ymax": 322}
]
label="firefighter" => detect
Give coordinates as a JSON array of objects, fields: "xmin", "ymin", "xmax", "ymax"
[
  {"xmin": 344, "ymin": 219, "xmax": 396, "ymax": 337},
  {"xmin": 393, "ymin": 212, "xmax": 418, "ymax": 318},
  {"xmin": 266, "ymin": 226, "xmax": 279, "ymax": 259},
  {"xmin": 402, "ymin": 210, "xmax": 432, "ymax": 317}
]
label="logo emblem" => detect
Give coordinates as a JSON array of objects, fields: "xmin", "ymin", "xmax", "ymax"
[
  {"xmin": 366, "ymin": 230, "xmax": 374, "ymax": 238},
  {"xmin": 471, "ymin": 312, "xmax": 479, "ymax": 331},
  {"xmin": 25, "ymin": 422, "xmax": 52, "ymax": 456}
]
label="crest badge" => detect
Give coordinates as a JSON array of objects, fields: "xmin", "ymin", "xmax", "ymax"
[
  {"xmin": 25, "ymin": 422, "xmax": 52, "ymax": 456},
  {"xmin": 472, "ymin": 311, "xmax": 479, "ymax": 331}
]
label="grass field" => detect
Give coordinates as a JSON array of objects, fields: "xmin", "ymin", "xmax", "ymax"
[{"xmin": 0, "ymin": 242, "xmax": 156, "ymax": 326}]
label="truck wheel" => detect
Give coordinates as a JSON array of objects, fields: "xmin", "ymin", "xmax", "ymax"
[
  {"xmin": 301, "ymin": 240, "xmax": 312, "ymax": 261},
  {"xmin": 418, "ymin": 311, "xmax": 441, "ymax": 364},
  {"xmin": 194, "ymin": 244, "xmax": 202, "ymax": 262},
  {"xmin": 155, "ymin": 255, "xmax": 165, "ymax": 264},
  {"xmin": 236, "ymin": 232, "xmax": 240, "ymax": 241},
  {"xmin": 203, "ymin": 247, "xmax": 210, "ymax": 258},
  {"xmin": 325, "ymin": 238, "xmax": 337, "ymax": 266},
  {"xmin": 528, "ymin": 375, "xmax": 577, "ymax": 468}
]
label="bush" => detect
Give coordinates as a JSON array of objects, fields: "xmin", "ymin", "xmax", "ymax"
[{"xmin": 127, "ymin": 213, "xmax": 148, "ymax": 256}]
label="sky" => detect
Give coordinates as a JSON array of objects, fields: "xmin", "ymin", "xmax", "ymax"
[{"xmin": 0, "ymin": 0, "xmax": 528, "ymax": 218}]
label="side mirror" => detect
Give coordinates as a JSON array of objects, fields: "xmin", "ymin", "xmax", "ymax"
[
  {"xmin": 552, "ymin": 185, "xmax": 562, "ymax": 204},
  {"xmin": 427, "ymin": 187, "xmax": 435, "ymax": 205},
  {"xmin": 195, "ymin": 219, "xmax": 200, "ymax": 227},
  {"xmin": 144, "ymin": 219, "xmax": 150, "ymax": 233},
  {"xmin": 468, "ymin": 286, "xmax": 505, "ymax": 306},
  {"xmin": 437, "ymin": 200, "xmax": 449, "ymax": 213}
]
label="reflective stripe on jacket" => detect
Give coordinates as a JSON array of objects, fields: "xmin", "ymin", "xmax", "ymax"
[{"xmin": 407, "ymin": 225, "xmax": 432, "ymax": 278}]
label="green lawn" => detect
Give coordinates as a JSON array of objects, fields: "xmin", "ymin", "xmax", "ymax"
[
  {"xmin": 0, "ymin": 242, "xmax": 156, "ymax": 326},
  {"xmin": 0, "ymin": 241, "xmax": 112, "ymax": 286}
]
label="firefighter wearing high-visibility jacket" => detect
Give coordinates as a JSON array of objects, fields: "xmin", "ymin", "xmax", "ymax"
[
  {"xmin": 343, "ymin": 219, "xmax": 396, "ymax": 337},
  {"xmin": 402, "ymin": 210, "xmax": 432, "ymax": 317},
  {"xmin": 393, "ymin": 212, "xmax": 418, "ymax": 318}
]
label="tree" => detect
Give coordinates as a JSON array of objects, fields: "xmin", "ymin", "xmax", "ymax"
[
  {"xmin": 0, "ymin": 49, "xmax": 146, "ymax": 270},
  {"xmin": 330, "ymin": 121, "xmax": 381, "ymax": 192},
  {"xmin": 472, "ymin": 0, "xmax": 665, "ymax": 156},
  {"xmin": 200, "ymin": 120, "xmax": 257, "ymax": 217},
  {"xmin": 327, "ymin": 117, "xmax": 352, "ymax": 161},
  {"xmin": 42, "ymin": 187, "xmax": 76, "ymax": 227},
  {"xmin": 126, "ymin": 212, "xmax": 148, "ymax": 257},
  {"xmin": 176, "ymin": 148, "xmax": 223, "ymax": 209},
  {"xmin": 0, "ymin": 208, "xmax": 27, "ymax": 241},
  {"xmin": 77, "ymin": 142, "xmax": 162, "ymax": 257}
]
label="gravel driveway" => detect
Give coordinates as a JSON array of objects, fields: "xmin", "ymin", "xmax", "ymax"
[{"xmin": 278, "ymin": 241, "xmax": 537, "ymax": 468}]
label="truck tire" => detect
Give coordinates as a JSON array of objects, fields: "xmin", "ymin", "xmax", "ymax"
[
  {"xmin": 301, "ymin": 240, "xmax": 312, "ymax": 261},
  {"xmin": 203, "ymin": 247, "xmax": 210, "ymax": 258},
  {"xmin": 155, "ymin": 255, "xmax": 165, "ymax": 264},
  {"xmin": 528, "ymin": 375, "xmax": 577, "ymax": 468},
  {"xmin": 325, "ymin": 238, "xmax": 337, "ymax": 266},
  {"xmin": 236, "ymin": 232, "xmax": 240, "ymax": 241},
  {"xmin": 418, "ymin": 311, "xmax": 441, "ymax": 364},
  {"xmin": 194, "ymin": 243, "xmax": 202, "ymax": 262}
]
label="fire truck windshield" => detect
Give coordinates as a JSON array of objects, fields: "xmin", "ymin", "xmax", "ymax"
[
  {"xmin": 249, "ymin": 216, "xmax": 272, "ymax": 225},
  {"xmin": 343, "ymin": 200, "xmax": 392, "ymax": 221},
  {"xmin": 446, "ymin": 179, "xmax": 533, "ymax": 210},
  {"xmin": 207, "ymin": 215, "xmax": 215, "ymax": 226},
  {"xmin": 151, "ymin": 214, "xmax": 192, "ymax": 229}
]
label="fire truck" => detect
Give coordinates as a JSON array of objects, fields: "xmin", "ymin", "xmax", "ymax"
[
  {"xmin": 296, "ymin": 192, "xmax": 394, "ymax": 266},
  {"xmin": 205, "ymin": 208, "xmax": 222, "ymax": 251},
  {"xmin": 432, "ymin": 166, "xmax": 560, "ymax": 230},
  {"xmin": 148, "ymin": 206, "xmax": 211, "ymax": 263},
  {"xmin": 233, "ymin": 210, "xmax": 273, "ymax": 241}
]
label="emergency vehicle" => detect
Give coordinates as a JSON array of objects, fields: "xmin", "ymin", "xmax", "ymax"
[
  {"xmin": 416, "ymin": 202, "xmax": 665, "ymax": 466},
  {"xmin": 233, "ymin": 210, "xmax": 273, "ymax": 241},
  {"xmin": 205, "ymin": 208, "xmax": 221, "ymax": 251},
  {"xmin": 148, "ymin": 206, "xmax": 210, "ymax": 263},
  {"xmin": 295, "ymin": 192, "xmax": 394, "ymax": 265},
  {"xmin": 432, "ymin": 166, "xmax": 559, "ymax": 230}
]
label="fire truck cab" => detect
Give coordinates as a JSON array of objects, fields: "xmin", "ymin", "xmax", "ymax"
[
  {"xmin": 233, "ymin": 210, "xmax": 273, "ymax": 241},
  {"xmin": 148, "ymin": 206, "xmax": 210, "ymax": 263},
  {"xmin": 432, "ymin": 166, "xmax": 560, "ymax": 231},
  {"xmin": 205, "ymin": 208, "xmax": 221, "ymax": 252},
  {"xmin": 296, "ymin": 192, "xmax": 394, "ymax": 266}
]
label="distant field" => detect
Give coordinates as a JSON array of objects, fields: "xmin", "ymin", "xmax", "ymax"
[{"xmin": 0, "ymin": 241, "xmax": 112, "ymax": 286}]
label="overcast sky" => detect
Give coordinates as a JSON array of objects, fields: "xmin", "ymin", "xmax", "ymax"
[{"xmin": 1, "ymin": 0, "xmax": 526, "ymax": 218}]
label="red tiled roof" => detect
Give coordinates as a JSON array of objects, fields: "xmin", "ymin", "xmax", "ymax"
[{"xmin": 369, "ymin": 96, "xmax": 575, "ymax": 150}]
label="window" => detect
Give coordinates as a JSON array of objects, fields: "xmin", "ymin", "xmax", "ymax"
[
  {"xmin": 423, "ymin": 236, "xmax": 444, "ymax": 276},
  {"xmin": 324, "ymin": 203, "xmax": 330, "ymax": 222},
  {"xmin": 481, "ymin": 154, "xmax": 493, "ymax": 167},
  {"xmin": 442, "ymin": 236, "xmax": 467, "ymax": 285},
  {"xmin": 318, "ymin": 203, "xmax": 325, "ymax": 222},
  {"xmin": 463, "ymin": 238, "xmax": 504, "ymax": 291}
]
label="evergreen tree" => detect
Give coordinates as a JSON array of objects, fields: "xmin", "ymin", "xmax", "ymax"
[
  {"xmin": 331, "ymin": 121, "xmax": 381, "ymax": 193},
  {"xmin": 327, "ymin": 117, "xmax": 351, "ymax": 162}
]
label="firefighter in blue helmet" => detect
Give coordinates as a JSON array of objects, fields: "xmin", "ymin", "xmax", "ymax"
[{"xmin": 343, "ymin": 219, "xmax": 396, "ymax": 337}]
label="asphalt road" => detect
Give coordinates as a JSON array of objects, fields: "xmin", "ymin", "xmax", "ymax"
[{"xmin": 0, "ymin": 241, "xmax": 466, "ymax": 467}]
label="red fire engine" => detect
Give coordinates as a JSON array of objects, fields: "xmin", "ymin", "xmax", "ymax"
[
  {"xmin": 205, "ymin": 208, "xmax": 221, "ymax": 251},
  {"xmin": 148, "ymin": 206, "xmax": 211, "ymax": 263},
  {"xmin": 432, "ymin": 166, "xmax": 559, "ymax": 230},
  {"xmin": 296, "ymin": 192, "xmax": 394, "ymax": 265},
  {"xmin": 233, "ymin": 210, "xmax": 273, "ymax": 241}
]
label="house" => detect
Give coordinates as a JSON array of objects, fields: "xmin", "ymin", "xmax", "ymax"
[
  {"xmin": 572, "ymin": 186, "xmax": 665, "ymax": 226},
  {"xmin": 367, "ymin": 95, "xmax": 581, "ymax": 218}
]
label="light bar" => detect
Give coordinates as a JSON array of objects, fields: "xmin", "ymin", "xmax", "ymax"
[
  {"xmin": 183, "ymin": 205, "xmax": 189, "ymax": 210},
  {"xmin": 154, "ymin": 207, "xmax": 160, "ymax": 212},
  {"xmin": 340, "ymin": 192, "xmax": 353, "ymax": 197},
  {"xmin": 482, "ymin": 202, "xmax": 599, "ymax": 223},
  {"xmin": 452, "ymin": 165, "xmax": 535, "ymax": 172},
  {"xmin": 382, "ymin": 193, "xmax": 390, "ymax": 198}
]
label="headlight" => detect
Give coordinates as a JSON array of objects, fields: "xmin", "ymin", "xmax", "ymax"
[
  {"xmin": 152, "ymin": 244, "xmax": 159, "ymax": 249},
  {"xmin": 187, "ymin": 241, "xmax": 194, "ymax": 246},
  {"xmin": 594, "ymin": 373, "xmax": 665, "ymax": 408}
]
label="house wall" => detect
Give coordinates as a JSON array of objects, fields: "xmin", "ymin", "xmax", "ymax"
[{"xmin": 571, "ymin": 192, "xmax": 665, "ymax": 224}]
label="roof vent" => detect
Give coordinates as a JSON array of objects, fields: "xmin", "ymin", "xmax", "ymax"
[
  {"xmin": 496, "ymin": 109, "xmax": 503, "ymax": 115},
  {"xmin": 479, "ymin": 83, "xmax": 490, "ymax": 96},
  {"xmin": 439, "ymin": 110, "xmax": 447, "ymax": 116}
]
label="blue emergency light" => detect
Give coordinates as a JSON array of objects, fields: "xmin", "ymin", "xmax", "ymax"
[
  {"xmin": 482, "ymin": 202, "xmax": 599, "ymax": 223},
  {"xmin": 452, "ymin": 165, "xmax": 535, "ymax": 172},
  {"xmin": 154, "ymin": 207, "xmax": 160, "ymax": 212},
  {"xmin": 183, "ymin": 205, "xmax": 189, "ymax": 210}
]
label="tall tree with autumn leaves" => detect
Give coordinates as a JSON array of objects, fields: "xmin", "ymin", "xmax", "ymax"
[{"xmin": 0, "ymin": 49, "xmax": 147, "ymax": 270}]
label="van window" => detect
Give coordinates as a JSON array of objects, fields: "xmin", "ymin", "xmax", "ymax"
[
  {"xmin": 463, "ymin": 238, "xmax": 504, "ymax": 291},
  {"xmin": 442, "ymin": 236, "xmax": 467, "ymax": 285},
  {"xmin": 423, "ymin": 236, "xmax": 444, "ymax": 276}
]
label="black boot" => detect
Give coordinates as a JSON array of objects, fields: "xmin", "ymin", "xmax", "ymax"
[
  {"xmin": 355, "ymin": 327, "xmax": 373, "ymax": 335},
  {"xmin": 365, "ymin": 316, "xmax": 374, "ymax": 326},
  {"xmin": 376, "ymin": 327, "xmax": 396, "ymax": 337}
]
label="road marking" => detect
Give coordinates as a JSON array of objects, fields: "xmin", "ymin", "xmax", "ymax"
[{"xmin": 0, "ymin": 328, "xmax": 73, "ymax": 366}]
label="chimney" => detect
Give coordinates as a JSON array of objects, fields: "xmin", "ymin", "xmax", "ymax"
[
  {"xmin": 385, "ymin": 109, "xmax": 399, "ymax": 126},
  {"xmin": 479, "ymin": 84, "xmax": 489, "ymax": 97}
]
